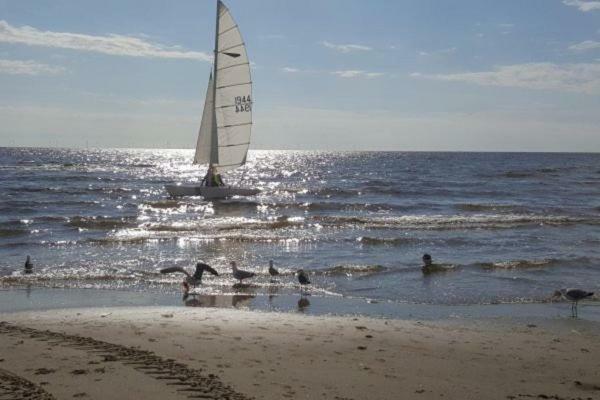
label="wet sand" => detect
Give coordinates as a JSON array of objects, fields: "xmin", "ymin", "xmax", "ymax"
[{"xmin": 1, "ymin": 307, "xmax": 599, "ymax": 400}]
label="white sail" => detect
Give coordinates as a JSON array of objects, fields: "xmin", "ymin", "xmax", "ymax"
[
  {"xmin": 193, "ymin": 73, "xmax": 215, "ymax": 164},
  {"xmin": 165, "ymin": 1, "xmax": 259, "ymax": 199},
  {"xmin": 213, "ymin": 0, "xmax": 252, "ymax": 172}
]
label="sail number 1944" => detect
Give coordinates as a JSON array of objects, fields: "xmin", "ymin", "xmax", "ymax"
[{"xmin": 235, "ymin": 95, "xmax": 252, "ymax": 113}]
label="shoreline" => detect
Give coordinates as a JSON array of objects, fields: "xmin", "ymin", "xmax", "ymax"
[
  {"xmin": 1, "ymin": 287, "xmax": 600, "ymax": 323},
  {"xmin": 1, "ymin": 306, "xmax": 599, "ymax": 400}
]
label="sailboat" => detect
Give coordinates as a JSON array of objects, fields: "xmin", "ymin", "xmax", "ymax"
[{"xmin": 165, "ymin": 0, "xmax": 260, "ymax": 199}]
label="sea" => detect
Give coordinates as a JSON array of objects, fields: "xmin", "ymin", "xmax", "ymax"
[{"xmin": 1, "ymin": 148, "xmax": 599, "ymax": 319}]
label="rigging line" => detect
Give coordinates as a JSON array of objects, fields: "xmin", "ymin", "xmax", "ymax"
[
  {"xmin": 218, "ymin": 122, "xmax": 252, "ymax": 129},
  {"xmin": 220, "ymin": 43, "xmax": 244, "ymax": 53},
  {"xmin": 216, "ymin": 82, "xmax": 252, "ymax": 89},
  {"xmin": 217, "ymin": 62, "xmax": 250, "ymax": 71},
  {"xmin": 218, "ymin": 141, "xmax": 250, "ymax": 148},
  {"xmin": 218, "ymin": 25, "xmax": 238, "ymax": 36},
  {"xmin": 216, "ymin": 104, "xmax": 240, "ymax": 109}
]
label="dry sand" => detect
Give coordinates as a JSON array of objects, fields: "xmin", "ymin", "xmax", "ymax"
[{"xmin": 1, "ymin": 307, "xmax": 599, "ymax": 400}]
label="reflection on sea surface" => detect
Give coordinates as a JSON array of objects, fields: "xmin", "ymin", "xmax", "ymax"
[
  {"xmin": 183, "ymin": 294, "xmax": 256, "ymax": 309},
  {"xmin": 297, "ymin": 296, "xmax": 310, "ymax": 312}
]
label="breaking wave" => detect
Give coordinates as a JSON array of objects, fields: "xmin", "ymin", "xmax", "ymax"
[
  {"xmin": 312, "ymin": 214, "xmax": 600, "ymax": 230},
  {"xmin": 318, "ymin": 264, "xmax": 387, "ymax": 276},
  {"xmin": 66, "ymin": 216, "xmax": 138, "ymax": 230},
  {"xmin": 473, "ymin": 257, "xmax": 592, "ymax": 270}
]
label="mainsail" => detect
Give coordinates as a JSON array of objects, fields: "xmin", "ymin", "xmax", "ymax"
[{"xmin": 193, "ymin": 0, "xmax": 252, "ymax": 173}]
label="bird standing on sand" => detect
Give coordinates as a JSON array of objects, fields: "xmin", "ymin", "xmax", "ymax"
[
  {"xmin": 24, "ymin": 256, "xmax": 33, "ymax": 274},
  {"xmin": 554, "ymin": 288, "xmax": 594, "ymax": 318},
  {"xmin": 268, "ymin": 260, "xmax": 279, "ymax": 277},
  {"xmin": 231, "ymin": 261, "xmax": 255, "ymax": 284},
  {"xmin": 160, "ymin": 262, "xmax": 219, "ymax": 287}
]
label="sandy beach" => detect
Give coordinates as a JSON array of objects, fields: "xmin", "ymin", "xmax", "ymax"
[{"xmin": 1, "ymin": 307, "xmax": 599, "ymax": 400}]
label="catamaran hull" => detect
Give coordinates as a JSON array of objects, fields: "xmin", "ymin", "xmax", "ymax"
[{"xmin": 165, "ymin": 185, "xmax": 260, "ymax": 199}]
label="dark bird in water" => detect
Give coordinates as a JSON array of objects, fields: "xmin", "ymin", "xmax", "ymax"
[
  {"xmin": 553, "ymin": 288, "xmax": 594, "ymax": 318},
  {"xmin": 160, "ymin": 262, "xmax": 219, "ymax": 288},
  {"xmin": 231, "ymin": 261, "xmax": 255, "ymax": 284},
  {"xmin": 268, "ymin": 260, "xmax": 279, "ymax": 277},
  {"xmin": 297, "ymin": 269, "xmax": 310, "ymax": 285},
  {"xmin": 24, "ymin": 256, "xmax": 33, "ymax": 274}
]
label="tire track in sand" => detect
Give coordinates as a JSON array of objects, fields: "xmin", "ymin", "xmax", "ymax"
[
  {"xmin": 0, "ymin": 322, "xmax": 252, "ymax": 400},
  {"xmin": 0, "ymin": 368, "xmax": 56, "ymax": 400}
]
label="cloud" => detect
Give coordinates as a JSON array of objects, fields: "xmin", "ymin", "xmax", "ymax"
[
  {"xmin": 562, "ymin": 0, "xmax": 600, "ymax": 11},
  {"xmin": 569, "ymin": 40, "xmax": 600, "ymax": 51},
  {"xmin": 0, "ymin": 20, "xmax": 212, "ymax": 61},
  {"xmin": 418, "ymin": 47, "xmax": 456, "ymax": 57},
  {"xmin": 282, "ymin": 67, "xmax": 300, "ymax": 73},
  {"xmin": 0, "ymin": 59, "xmax": 65, "ymax": 75},
  {"xmin": 332, "ymin": 70, "xmax": 384, "ymax": 79},
  {"xmin": 321, "ymin": 41, "xmax": 371, "ymax": 53},
  {"xmin": 411, "ymin": 62, "xmax": 600, "ymax": 94}
]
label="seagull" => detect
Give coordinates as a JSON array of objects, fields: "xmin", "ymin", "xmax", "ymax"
[
  {"xmin": 268, "ymin": 260, "xmax": 279, "ymax": 277},
  {"xmin": 160, "ymin": 262, "xmax": 219, "ymax": 288},
  {"xmin": 297, "ymin": 269, "xmax": 310, "ymax": 285},
  {"xmin": 554, "ymin": 288, "xmax": 594, "ymax": 318},
  {"xmin": 24, "ymin": 256, "xmax": 33, "ymax": 274},
  {"xmin": 231, "ymin": 261, "xmax": 255, "ymax": 284}
]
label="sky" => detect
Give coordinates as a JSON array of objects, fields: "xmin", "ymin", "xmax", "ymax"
[{"xmin": 1, "ymin": 0, "xmax": 600, "ymax": 151}]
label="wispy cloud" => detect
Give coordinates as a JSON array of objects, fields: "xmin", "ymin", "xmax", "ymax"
[
  {"xmin": 332, "ymin": 70, "xmax": 383, "ymax": 79},
  {"xmin": 569, "ymin": 40, "xmax": 600, "ymax": 51},
  {"xmin": 418, "ymin": 47, "xmax": 456, "ymax": 57},
  {"xmin": 321, "ymin": 41, "xmax": 372, "ymax": 53},
  {"xmin": 562, "ymin": 0, "xmax": 600, "ymax": 11},
  {"xmin": 411, "ymin": 63, "xmax": 600, "ymax": 94},
  {"xmin": 0, "ymin": 58, "xmax": 65, "ymax": 75},
  {"xmin": 282, "ymin": 67, "xmax": 300, "ymax": 73},
  {"xmin": 0, "ymin": 20, "xmax": 212, "ymax": 61}
]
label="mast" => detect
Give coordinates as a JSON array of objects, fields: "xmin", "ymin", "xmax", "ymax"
[{"xmin": 209, "ymin": 0, "xmax": 221, "ymax": 167}]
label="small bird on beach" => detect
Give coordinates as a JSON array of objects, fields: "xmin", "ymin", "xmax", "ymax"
[
  {"xmin": 160, "ymin": 262, "xmax": 219, "ymax": 288},
  {"xmin": 268, "ymin": 260, "xmax": 279, "ymax": 277},
  {"xmin": 231, "ymin": 261, "xmax": 255, "ymax": 284},
  {"xmin": 24, "ymin": 256, "xmax": 33, "ymax": 274},
  {"xmin": 553, "ymin": 288, "xmax": 594, "ymax": 318},
  {"xmin": 297, "ymin": 269, "xmax": 310, "ymax": 286}
]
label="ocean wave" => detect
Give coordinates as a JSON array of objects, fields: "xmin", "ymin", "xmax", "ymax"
[
  {"xmin": 0, "ymin": 199, "xmax": 100, "ymax": 208},
  {"xmin": 356, "ymin": 236, "xmax": 420, "ymax": 246},
  {"xmin": 312, "ymin": 214, "xmax": 600, "ymax": 230},
  {"xmin": 217, "ymin": 216, "xmax": 305, "ymax": 231},
  {"xmin": 477, "ymin": 259, "xmax": 555, "ymax": 270},
  {"xmin": 318, "ymin": 264, "xmax": 387, "ymax": 276},
  {"xmin": 298, "ymin": 201, "xmax": 417, "ymax": 213},
  {"xmin": 141, "ymin": 200, "xmax": 185, "ymax": 209},
  {"xmin": 0, "ymin": 228, "xmax": 28, "ymax": 237},
  {"xmin": 455, "ymin": 203, "xmax": 529, "ymax": 213},
  {"xmin": 6, "ymin": 186, "xmax": 134, "ymax": 195},
  {"xmin": 473, "ymin": 257, "xmax": 591, "ymax": 270},
  {"xmin": 66, "ymin": 216, "xmax": 137, "ymax": 230}
]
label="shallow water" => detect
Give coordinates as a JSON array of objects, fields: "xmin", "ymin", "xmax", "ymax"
[{"xmin": 1, "ymin": 148, "xmax": 599, "ymax": 312}]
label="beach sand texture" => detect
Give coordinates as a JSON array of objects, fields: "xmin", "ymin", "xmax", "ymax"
[{"xmin": 1, "ymin": 307, "xmax": 599, "ymax": 400}]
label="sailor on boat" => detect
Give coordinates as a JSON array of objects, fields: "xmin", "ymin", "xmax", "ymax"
[{"xmin": 201, "ymin": 166, "xmax": 225, "ymax": 187}]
